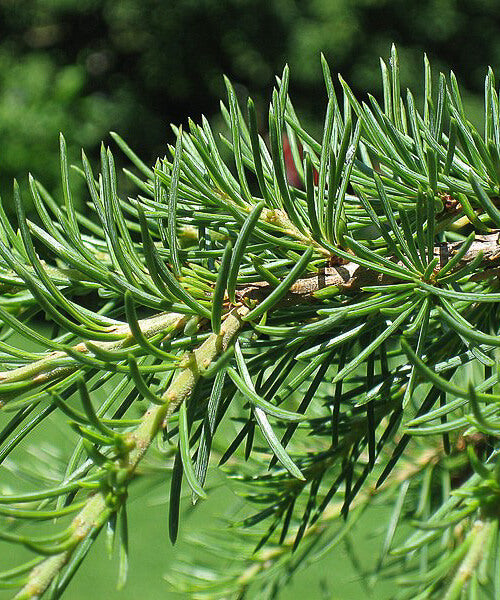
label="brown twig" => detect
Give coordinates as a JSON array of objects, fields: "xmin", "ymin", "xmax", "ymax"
[{"xmin": 238, "ymin": 232, "xmax": 500, "ymax": 304}]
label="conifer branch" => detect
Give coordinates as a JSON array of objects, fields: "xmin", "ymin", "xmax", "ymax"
[
  {"xmin": 1, "ymin": 231, "xmax": 497, "ymax": 408},
  {"xmin": 4, "ymin": 48, "xmax": 500, "ymax": 600},
  {"xmin": 13, "ymin": 306, "xmax": 249, "ymax": 599}
]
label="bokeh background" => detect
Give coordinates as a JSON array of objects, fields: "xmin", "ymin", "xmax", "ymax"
[
  {"xmin": 0, "ymin": 1, "xmax": 499, "ymax": 598},
  {"xmin": 1, "ymin": 0, "xmax": 499, "ymax": 196}
]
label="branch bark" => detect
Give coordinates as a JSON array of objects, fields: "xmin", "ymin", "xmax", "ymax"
[{"xmin": 238, "ymin": 232, "xmax": 500, "ymax": 303}]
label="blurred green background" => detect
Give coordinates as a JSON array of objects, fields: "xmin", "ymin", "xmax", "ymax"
[
  {"xmin": 0, "ymin": 0, "xmax": 498, "ymax": 598},
  {"xmin": 1, "ymin": 0, "xmax": 499, "ymax": 196}
]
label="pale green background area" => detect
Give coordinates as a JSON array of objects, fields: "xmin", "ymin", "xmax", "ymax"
[
  {"xmin": 0, "ymin": 470, "xmax": 394, "ymax": 600},
  {"xmin": 0, "ymin": 334, "xmax": 396, "ymax": 600}
]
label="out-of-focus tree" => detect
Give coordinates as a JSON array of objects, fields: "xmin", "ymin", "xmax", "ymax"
[{"xmin": 0, "ymin": 0, "xmax": 499, "ymax": 193}]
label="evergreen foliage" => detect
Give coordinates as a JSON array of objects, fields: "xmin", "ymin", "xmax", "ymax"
[{"xmin": 2, "ymin": 46, "xmax": 500, "ymax": 599}]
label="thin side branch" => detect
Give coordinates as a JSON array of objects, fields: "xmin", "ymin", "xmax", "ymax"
[
  {"xmin": 14, "ymin": 306, "xmax": 249, "ymax": 599},
  {"xmin": 235, "ymin": 445, "xmax": 442, "ymax": 591},
  {"xmin": 0, "ymin": 311, "xmax": 187, "ymax": 406}
]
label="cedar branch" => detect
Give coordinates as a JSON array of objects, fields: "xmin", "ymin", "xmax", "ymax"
[
  {"xmin": 1, "ymin": 233, "xmax": 499, "ymax": 403},
  {"xmin": 13, "ymin": 306, "xmax": 248, "ymax": 599}
]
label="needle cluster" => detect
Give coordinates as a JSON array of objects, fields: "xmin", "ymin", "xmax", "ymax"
[{"xmin": 1, "ymin": 46, "xmax": 500, "ymax": 599}]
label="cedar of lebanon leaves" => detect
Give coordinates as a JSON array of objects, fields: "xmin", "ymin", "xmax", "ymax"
[{"xmin": 1, "ymin": 45, "xmax": 500, "ymax": 599}]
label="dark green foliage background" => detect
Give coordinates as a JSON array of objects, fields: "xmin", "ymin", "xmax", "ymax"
[{"xmin": 0, "ymin": 0, "xmax": 498, "ymax": 194}]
